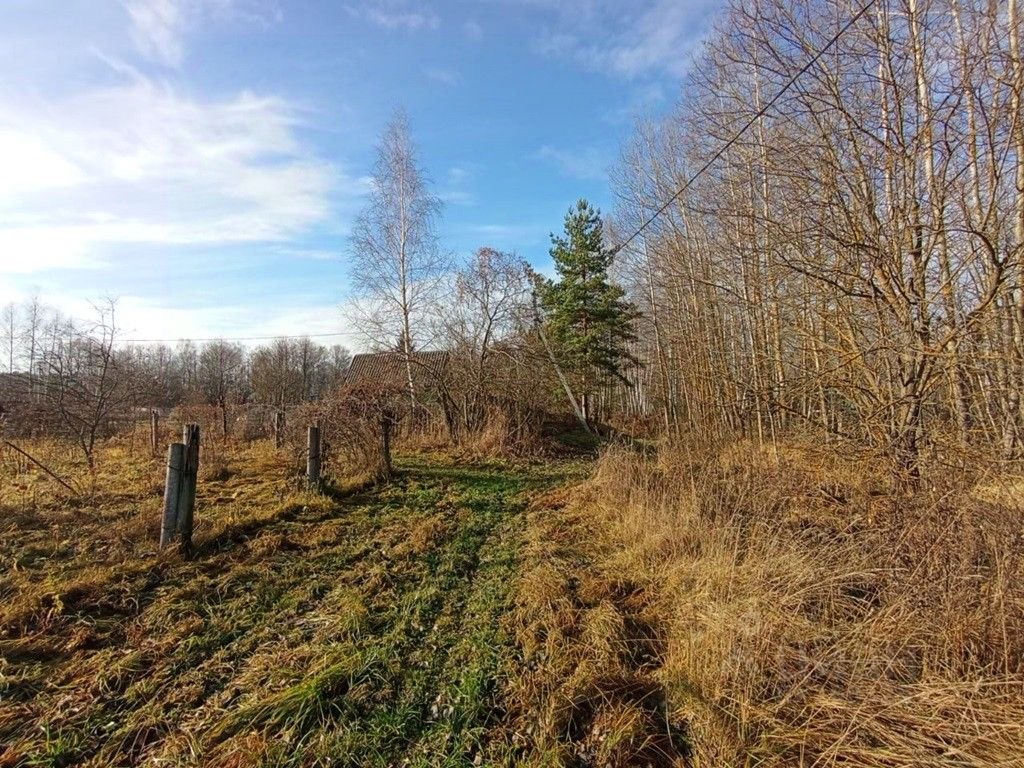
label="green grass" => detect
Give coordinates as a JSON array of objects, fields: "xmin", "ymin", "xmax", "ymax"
[{"xmin": 0, "ymin": 448, "xmax": 584, "ymax": 767}]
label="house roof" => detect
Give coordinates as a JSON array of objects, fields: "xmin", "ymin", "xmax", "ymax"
[{"xmin": 345, "ymin": 351, "xmax": 448, "ymax": 389}]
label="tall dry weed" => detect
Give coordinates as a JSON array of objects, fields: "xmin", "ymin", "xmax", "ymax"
[{"xmin": 576, "ymin": 440, "xmax": 1024, "ymax": 766}]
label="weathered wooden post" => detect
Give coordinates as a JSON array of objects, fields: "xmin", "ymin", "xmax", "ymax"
[
  {"xmin": 306, "ymin": 425, "xmax": 321, "ymax": 489},
  {"xmin": 178, "ymin": 423, "xmax": 200, "ymax": 553},
  {"xmin": 160, "ymin": 443, "xmax": 185, "ymax": 548},
  {"xmin": 150, "ymin": 410, "xmax": 160, "ymax": 457},
  {"xmin": 274, "ymin": 410, "xmax": 284, "ymax": 448},
  {"xmin": 380, "ymin": 412, "xmax": 393, "ymax": 478}
]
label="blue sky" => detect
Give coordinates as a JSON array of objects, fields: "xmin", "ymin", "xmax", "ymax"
[{"xmin": 0, "ymin": 0, "xmax": 716, "ymax": 348}]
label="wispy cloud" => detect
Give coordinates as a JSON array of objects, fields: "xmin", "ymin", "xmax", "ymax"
[
  {"xmin": 465, "ymin": 222, "xmax": 548, "ymax": 248},
  {"xmin": 276, "ymin": 247, "xmax": 341, "ymax": 261},
  {"xmin": 1, "ymin": 288, "xmax": 357, "ymax": 349},
  {"xmin": 439, "ymin": 165, "xmax": 475, "ymax": 205},
  {"xmin": 347, "ymin": 2, "xmax": 440, "ymax": 32},
  {"xmin": 602, "ymin": 82, "xmax": 666, "ymax": 124},
  {"xmin": 535, "ymin": 144, "xmax": 609, "ymax": 180},
  {"xmin": 114, "ymin": 294, "xmax": 358, "ymax": 347},
  {"xmin": 424, "ymin": 67, "xmax": 461, "ymax": 87},
  {"xmin": 122, "ymin": 0, "xmax": 283, "ymax": 66},
  {"xmin": 528, "ymin": 0, "xmax": 715, "ymax": 79},
  {"xmin": 124, "ymin": 0, "xmax": 188, "ymax": 66},
  {"xmin": 463, "ymin": 20, "xmax": 484, "ymax": 39}
]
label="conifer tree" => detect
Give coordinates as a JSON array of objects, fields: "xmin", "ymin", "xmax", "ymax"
[{"xmin": 540, "ymin": 199, "xmax": 639, "ymax": 423}]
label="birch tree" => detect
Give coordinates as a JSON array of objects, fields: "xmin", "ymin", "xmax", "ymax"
[
  {"xmin": 348, "ymin": 111, "xmax": 446, "ymax": 411},
  {"xmin": 609, "ymin": 0, "xmax": 1024, "ymax": 475}
]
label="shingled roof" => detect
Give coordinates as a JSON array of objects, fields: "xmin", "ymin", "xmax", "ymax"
[{"xmin": 345, "ymin": 351, "xmax": 449, "ymax": 389}]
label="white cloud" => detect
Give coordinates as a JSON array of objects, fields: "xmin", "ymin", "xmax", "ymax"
[
  {"xmin": 123, "ymin": 0, "xmax": 283, "ymax": 66},
  {"xmin": 466, "ymin": 222, "xmax": 548, "ymax": 248},
  {"xmin": 425, "ymin": 67, "xmax": 461, "ymax": 87},
  {"xmin": 602, "ymin": 1, "xmax": 709, "ymax": 76},
  {"xmin": 439, "ymin": 165, "xmax": 475, "ymax": 205},
  {"xmin": 0, "ymin": 130, "xmax": 85, "ymax": 198},
  {"xmin": 275, "ymin": 247, "xmax": 340, "ymax": 261},
  {"xmin": 463, "ymin": 20, "xmax": 484, "ymax": 39},
  {"xmin": 602, "ymin": 82, "xmax": 666, "ymax": 124},
  {"xmin": 0, "ymin": 75, "xmax": 349, "ymax": 273},
  {"xmin": 112, "ymin": 294, "xmax": 359, "ymax": 349},
  {"xmin": 125, "ymin": 0, "xmax": 188, "ymax": 66},
  {"xmin": 0, "ymin": 289, "xmax": 359, "ymax": 350},
  {"xmin": 0, "ymin": 0, "xmax": 351, "ymax": 344},
  {"xmin": 368, "ymin": 9, "xmax": 439, "ymax": 30}
]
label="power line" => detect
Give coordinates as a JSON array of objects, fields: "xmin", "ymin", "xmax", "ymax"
[
  {"xmin": 119, "ymin": 331, "xmax": 349, "ymax": 344},
  {"xmin": 610, "ymin": 0, "xmax": 876, "ymax": 258}
]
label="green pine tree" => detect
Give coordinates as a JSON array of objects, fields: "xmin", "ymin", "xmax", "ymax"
[{"xmin": 540, "ymin": 199, "xmax": 640, "ymax": 423}]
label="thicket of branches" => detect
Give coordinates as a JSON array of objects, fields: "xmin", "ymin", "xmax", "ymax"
[{"xmin": 611, "ymin": 0, "xmax": 1024, "ymax": 476}]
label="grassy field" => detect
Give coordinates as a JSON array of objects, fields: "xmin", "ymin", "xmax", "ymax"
[
  {"xmin": 0, "ymin": 439, "xmax": 610, "ymax": 767},
  {"xmin": 7, "ymin": 434, "xmax": 1020, "ymax": 767}
]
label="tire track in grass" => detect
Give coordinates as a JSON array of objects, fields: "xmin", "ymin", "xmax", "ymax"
[
  {"xmin": 3, "ymin": 456, "xmax": 580, "ymax": 767},
  {"xmin": 318, "ymin": 460, "xmax": 550, "ymax": 766}
]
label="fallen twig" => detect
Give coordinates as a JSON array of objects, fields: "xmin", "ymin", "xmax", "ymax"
[{"xmin": 2, "ymin": 439, "xmax": 79, "ymax": 495}]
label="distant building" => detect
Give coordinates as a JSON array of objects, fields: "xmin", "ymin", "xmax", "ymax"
[{"xmin": 344, "ymin": 351, "xmax": 449, "ymax": 395}]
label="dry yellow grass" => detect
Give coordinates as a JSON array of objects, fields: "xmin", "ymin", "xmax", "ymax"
[
  {"xmin": 503, "ymin": 486, "xmax": 688, "ymax": 766},
  {"xmin": 7, "ymin": 424, "xmax": 1021, "ymax": 765},
  {"xmin": 527, "ymin": 439, "xmax": 1024, "ymax": 766},
  {"xmin": 0, "ymin": 428, "xmax": 588, "ymax": 766}
]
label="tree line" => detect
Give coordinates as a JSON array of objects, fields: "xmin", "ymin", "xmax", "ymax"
[
  {"xmin": 1, "ymin": 299, "xmax": 352, "ymax": 409},
  {"xmin": 0, "ymin": 297, "xmax": 352, "ymax": 464},
  {"xmin": 608, "ymin": 0, "xmax": 1024, "ymax": 475}
]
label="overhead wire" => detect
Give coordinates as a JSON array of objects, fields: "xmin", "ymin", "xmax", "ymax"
[
  {"xmin": 609, "ymin": 0, "xmax": 877, "ymax": 258},
  {"xmin": 120, "ymin": 331, "xmax": 349, "ymax": 344}
]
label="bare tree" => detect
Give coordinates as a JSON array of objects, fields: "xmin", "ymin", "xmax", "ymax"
[
  {"xmin": 1, "ymin": 303, "xmax": 15, "ymax": 374},
  {"xmin": 21, "ymin": 294, "xmax": 45, "ymax": 388},
  {"xmin": 251, "ymin": 338, "xmax": 300, "ymax": 408},
  {"xmin": 251, "ymin": 337, "xmax": 348, "ymax": 407},
  {"xmin": 325, "ymin": 344, "xmax": 352, "ymax": 386},
  {"xmin": 441, "ymin": 248, "xmax": 529, "ymax": 432},
  {"xmin": 347, "ymin": 110, "xmax": 447, "ymax": 411},
  {"xmin": 39, "ymin": 300, "xmax": 134, "ymax": 469},
  {"xmin": 176, "ymin": 339, "xmax": 199, "ymax": 400},
  {"xmin": 198, "ymin": 340, "xmax": 247, "ymax": 441}
]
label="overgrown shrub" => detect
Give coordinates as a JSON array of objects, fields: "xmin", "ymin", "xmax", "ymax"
[{"xmin": 282, "ymin": 383, "xmax": 407, "ymax": 483}]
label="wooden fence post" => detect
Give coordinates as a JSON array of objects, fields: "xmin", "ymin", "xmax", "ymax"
[
  {"xmin": 150, "ymin": 410, "xmax": 159, "ymax": 457},
  {"xmin": 161, "ymin": 443, "xmax": 185, "ymax": 548},
  {"xmin": 274, "ymin": 410, "xmax": 284, "ymax": 448},
  {"xmin": 307, "ymin": 425, "xmax": 321, "ymax": 489},
  {"xmin": 178, "ymin": 423, "xmax": 200, "ymax": 553},
  {"xmin": 381, "ymin": 413, "xmax": 393, "ymax": 478}
]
